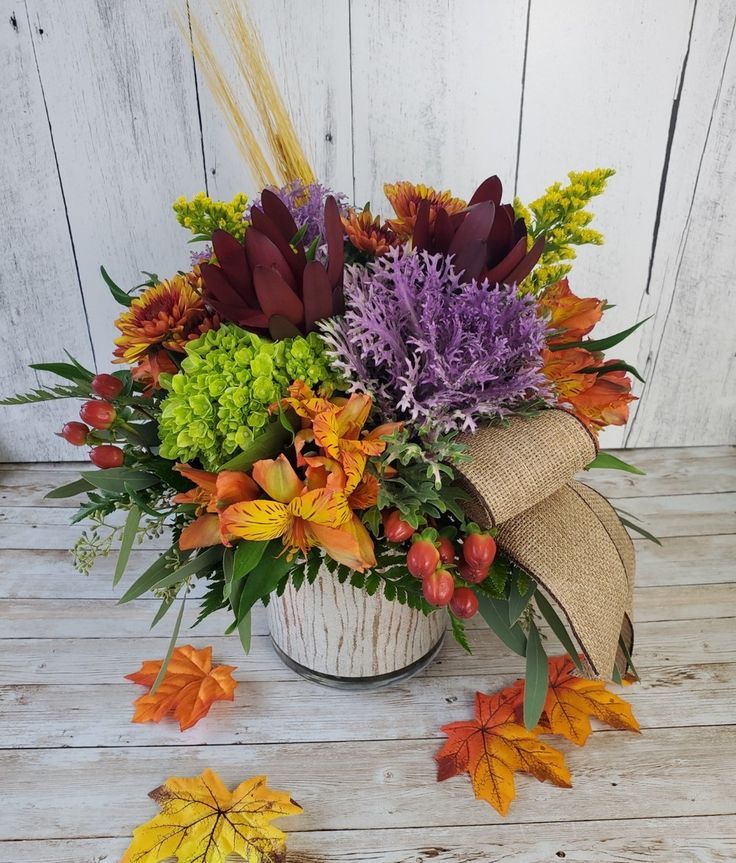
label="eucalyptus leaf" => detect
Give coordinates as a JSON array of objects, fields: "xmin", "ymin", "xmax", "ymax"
[
  {"xmin": 586, "ymin": 452, "xmax": 645, "ymax": 475},
  {"xmin": 113, "ymin": 505, "xmax": 141, "ymax": 586},
  {"xmin": 237, "ymin": 610, "xmax": 252, "ymax": 655},
  {"xmin": 117, "ymin": 551, "xmax": 175, "ymax": 604},
  {"xmin": 150, "ymin": 591, "xmax": 187, "ymax": 695},
  {"xmin": 534, "ymin": 591, "xmax": 583, "ymax": 671},
  {"xmin": 132, "ymin": 546, "xmax": 223, "ymax": 598},
  {"xmin": 150, "ymin": 595, "xmax": 174, "ymax": 628},
  {"xmin": 523, "ymin": 621, "xmax": 548, "ymax": 730},
  {"xmin": 236, "ymin": 543, "xmax": 292, "ymax": 622},
  {"xmin": 619, "ymin": 517, "xmax": 662, "ymax": 545},
  {"xmin": 45, "ymin": 478, "xmax": 93, "ymax": 499},
  {"xmin": 81, "ymin": 468, "xmax": 159, "ymax": 493},
  {"xmin": 477, "ymin": 594, "xmax": 527, "ymax": 657},
  {"xmin": 508, "ymin": 571, "xmax": 536, "ymax": 625}
]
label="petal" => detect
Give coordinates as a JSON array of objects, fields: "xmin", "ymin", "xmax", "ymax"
[
  {"xmin": 179, "ymin": 514, "xmax": 223, "ymax": 550},
  {"xmin": 219, "ymin": 500, "xmax": 290, "ymax": 541},
  {"xmin": 311, "ymin": 409, "xmax": 342, "ymax": 458},
  {"xmin": 339, "ymin": 450, "xmax": 367, "ymax": 496},
  {"xmin": 335, "ymin": 393, "xmax": 372, "ymax": 438},
  {"xmin": 348, "ymin": 472, "xmax": 378, "ymax": 509},
  {"xmin": 303, "ymin": 455, "xmax": 347, "ymax": 492},
  {"xmin": 365, "ymin": 421, "xmax": 403, "ymax": 441},
  {"xmin": 175, "ymin": 464, "xmax": 217, "ymax": 495},
  {"xmin": 307, "ymin": 516, "xmax": 375, "ymax": 572},
  {"xmin": 252, "ymin": 454, "xmax": 304, "ymax": 503},
  {"xmin": 211, "ymin": 470, "xmax": 260, "ymax": 510},
  {"xmin": 290, "ymin": 488, "xmax": 351, "ymax": 527}
]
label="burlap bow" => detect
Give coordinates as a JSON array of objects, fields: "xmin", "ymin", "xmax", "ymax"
[{"xmin": 456, "ymin": 409, "xmax": 635, "ymax": 679}]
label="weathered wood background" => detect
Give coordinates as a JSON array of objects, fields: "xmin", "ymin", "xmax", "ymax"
[{"xmin": 1, "ymin": 0, "xmax": 734, "ymax": 461}]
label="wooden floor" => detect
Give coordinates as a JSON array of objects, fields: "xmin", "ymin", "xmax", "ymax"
[{"xmin": 0, "ymin": 447, "xmax": 734, "ymax": 863}]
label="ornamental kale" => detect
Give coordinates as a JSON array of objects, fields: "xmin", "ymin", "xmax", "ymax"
[{"xmin": 320, "ymin": 248, "xmax": 550, "ymax": 435}]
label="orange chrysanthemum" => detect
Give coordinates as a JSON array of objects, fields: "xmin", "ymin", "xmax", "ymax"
[
  {"xmin": 113, "ymin": 271, "xmax": 219, "ymax": 365},
  {"xmin": 539, "ymin": 279, "xmax": 604, "ymax": 344},
  {"xmin": 342, "ymin": 208, "xmax": 398, "ymax": 256},
  {"xmin": 384, "ymin": 181, "xmax": 466, "ymax": 241}
]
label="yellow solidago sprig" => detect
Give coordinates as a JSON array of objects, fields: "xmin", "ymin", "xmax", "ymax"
[
  {"xmin": 173, "ymin": 191, "xmax": 250, "ymax": 242},
  {"xmin": 514, "ymin": 168, "xmax": 615, "ymax": 294}
]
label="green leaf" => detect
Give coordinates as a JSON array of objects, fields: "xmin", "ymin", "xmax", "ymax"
[
  {"xmin": 586, "ymin": 452, "xmax": 645, "ymax": 475},
  {"xmin": 222, "ymin": 547, "xmax": 234, "ymax": 601},
  {"xmin": 236, "ymin": 542, "xmax": 292, "ymax": 621},
  {"xmin": 477, "ymin": 594, "xmax": 527, "ymax": 657},
  {"xmin": 150, "ymin": 591, "xmax": 187, "ymax": 695},
  {"xmin": 219, "ymin": 422, "xmax": 291, "ymax": 471},
  {"xmin": 101, "ymin": 265, "xmax": 133, "ymax": 306},
  {"xmin": 150, "ymin": 595, "xmax": 174, "ymax": 629},
  {"xmin": 523, "ymin": 621, "xmax": 549, "ymax": 730},
  {"xmin": 80, "ymin": 468, "xmax": 159, "ymax": 493},
  {"xmin": 237, "ymin": 610, "xmax": 252, "ymax": 655},
  {"xmin": 580, "ymin": 361, "xmax": 645, "ymax": 383},
  {"xmin": 619, "ymin": 517, "xmax": 662, "ymax": 545},
  {"xmin": 549, "ymin": 317, "xmax": 650, "ymax": 353},
  {"xmin": 618, "ymin": 635, "xmax": 640, "ymax": 681},
  {"xmin": 116, "ymin": 550, "xmax": 175, "ymax": 603},
  {"xmin": 450, "ymin": 613, "xmax": 472, "ymax": 654},
  {"xmin": 30, "ymin": 362, "xmax": 93, "ymax": 384},
  {"xmin": 232, "ymin": 540, "xmax": 269, "ymax": 582},
  {"xmin": 534, "ymin": 591, "xmax": 584, "ymax": 672},
  {"xmin": 45, "ymin": 478, "xmax": 93, "ymax": 499},
  {"xmin": 113, "ymin": 505, "xmax": 141, "ymax": 586},
  {"xmin": 508, "ymin": 571, "xmax": 536, "ymax": 625}
]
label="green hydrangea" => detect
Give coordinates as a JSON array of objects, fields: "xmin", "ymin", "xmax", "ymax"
[
  {"xmin": 158, "ymin": 325, "xmax": 340, "ymax": 469},
  {"xmin": 514, "ymin": 168, "xmax": 615, "ymax": 294}
]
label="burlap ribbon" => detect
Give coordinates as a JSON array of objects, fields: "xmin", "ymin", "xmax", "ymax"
[{"xmin": 456, "ymin": 409, "xmax": 635, "ymax": 679}]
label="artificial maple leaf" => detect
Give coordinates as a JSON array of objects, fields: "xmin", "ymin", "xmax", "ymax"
[
  {"xmin": 436, "ymin": 689, "xmax": 571, "ymax": 816},
  {"xmin": 121, "ymin": 768, "xmax": 302, "ymax": 863},
  {"xmin": 510, "ymin": 655, "xmax": 641, "ymax": 746},
  {"xmin": 126, "ymin": 645, "xmax": 237, "ymax": 731}
]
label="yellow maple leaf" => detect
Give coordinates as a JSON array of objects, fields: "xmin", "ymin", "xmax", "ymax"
[{"xmin": 121, "ymin": 769, "xmax": 302, "ymax": 863}]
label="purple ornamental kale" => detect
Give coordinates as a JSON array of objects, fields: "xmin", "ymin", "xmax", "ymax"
[
  {"xmin": 247, "ymin": 179, "xmax": 348, "ymax": 246},
  {"xmin": 319, "ymin": 248, "xmax": 551, "ymax": 435}
]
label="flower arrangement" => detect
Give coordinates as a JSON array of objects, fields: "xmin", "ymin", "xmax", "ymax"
[{"xmin": 4, "ymin": 161, "xmax": 647, "ymax": 721}]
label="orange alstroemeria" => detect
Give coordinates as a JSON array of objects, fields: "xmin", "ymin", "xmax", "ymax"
[
  {"xmin": 539, "ymin": 279, "xmax": 604, "ymax": 344},
  {"xmin": 540, "ymin": 347, "xmax": 598, "ymax": 401},
  {"xmin": 173, "ymin": 464, "xmax": 259, "ymax": 549},
  {"xmin": 312, "ymin": 393, "xmax": 402, "ymax": 494},
  {"xmin": 220, "ymin": 455, "xmax": 375, "ymax": 571},
  {"xmin": 569, "ymin": 364, "xmax": 637, "ymax": 432}
]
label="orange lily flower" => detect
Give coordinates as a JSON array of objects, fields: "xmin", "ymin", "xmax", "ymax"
[
  {"xmin": 220, "ymin": 455, "xmax": 375, "ymax": 571},
  {"xmin": 539, "ymin": 279, "xmax": 604, "ymax": 344},
  {"xmin": 173, "ymin": 464, "xmax": 259, "ymax": 549}
]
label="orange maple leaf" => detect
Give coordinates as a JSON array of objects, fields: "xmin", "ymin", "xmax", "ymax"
[
  {"xmin": 435, "ymin": 689, "xmax": 571, "ymax": 816},
  {"xmin": 511, "ymin": 655, "xmax": 641, "ymax": 746},
  {"xmin": 126, "ymin": 645, "xmax": 237, "ymax": 731}
]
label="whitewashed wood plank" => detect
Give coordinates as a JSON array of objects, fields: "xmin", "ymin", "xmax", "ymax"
[
  {"xmin": 1, "ymin": 726, "xmax": 733, "ymax": 837},
  {"xmin": 350, "ymin": 0, "xmax": 528, "ymax": 213},
  {"xmin": 26, "ymin": 0, "xmax": 206, "ymax": 370},
  {"xmin": 609, "ymin": 492, "xmax": 735, "ymax": 538},
  {"xmin": 192, "ymin": 0, "xmax": 353, "ymax": 200},
  {"xmin": 1, "ymin": 658, "xmax": 732, "ymax": 750},
  {"xmin": 3, "ymin": 817, "xmax": 736, "ymax": 863},
  {"xmin": 516, "ymin": 0, "xmax": 695, "ymax": 449},
  {"xmin": 626, "ymin": 1, "xmax": 736, "ymax": 447},
  {"xmin": 581, "ymin": 446, "xmax": 735, "ymax": 498},
  {"xmin": 0, "ymin": 531, "xmax": 731, "ymax": 602},
  {"xmin": 0, "ymin": 10, "xmax": 96, "ymax": 463},
  {"xmin": 0, "ymin": 617, "xmax": 731, "ymax": 686}
]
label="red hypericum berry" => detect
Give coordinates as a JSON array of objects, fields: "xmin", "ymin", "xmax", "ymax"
[
  {"xmin": 407, "ymin": 538, "xmax": 440, "ymax": 579},
  {"xmin": 459, "ymin": 560, "xmax": 489, "ymax": 585},
  {"xmin": 450, "ymin": 586, "xmax": 479, "ymax": 619},
  {"xmin": 79, "ymin": 399, "xmax": 116, "ymax": 430},
  {"xmin": 462, "ymin": 531, "xmax": 497, "ymax": 570},
  {"xmin": 382, "ymin": 509, "xmax": 415, "ymax": 543},
  {"xmin": 422, "ymin": 569, "xmax": 455, "ymax": 607},
  {"xmin": 91, "ymin": 373, "xmax": 124, "ymax": 400},
  {"xmin": 89, "ymin": 444, "xmax": 124, "ymax": 469},
  {"xmin": 437, "ymin": 535, "xmax": 456, "ymax": 565},
  {"xmin": 61, "ymin": 421, "xmax": 90, "ymax": 446}
]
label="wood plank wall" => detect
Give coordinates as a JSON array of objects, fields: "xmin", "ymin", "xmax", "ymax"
[{"xmin": 1, "ymin": 0, "xmax": 734, "ymax": 461}]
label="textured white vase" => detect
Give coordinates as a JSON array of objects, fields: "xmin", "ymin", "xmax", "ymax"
[{"xmin": 267, "ymin": 566, "xmax": 447, "ymax": 688}]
